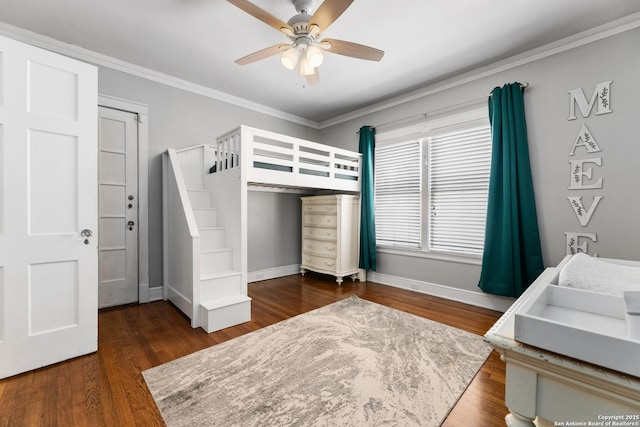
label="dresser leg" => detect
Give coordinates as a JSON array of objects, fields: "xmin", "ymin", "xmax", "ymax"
[
  {"xmin": 336, "ymin": 276, "xmax": 343, "ymax": 286},
  {"xmin": 505, "ymin": 411, "xmax": 536, "ymax": 427},
  {"xmin": 300, "ymin": 268, "xmax": 306, "ymax": 276}
]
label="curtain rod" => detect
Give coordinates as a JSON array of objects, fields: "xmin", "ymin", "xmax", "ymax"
[
  {"xmin": 489, "ymin": 82, "xmax": 529, "ymax": 97},
  {"xmin": 356, "ymin": 113, "xmax": 427, "ymax": 133},
  {"xmin": 356, "ymin": 82, "xmax": 530, "ymax": 134}
]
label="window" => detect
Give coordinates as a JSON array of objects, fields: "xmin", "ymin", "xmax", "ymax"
[
  {"xmin": 374, "ymin": 109, "xmax": 491, "ymax": 258},
  {"xmin": 374, "ymin": 140, "xmax": 422, "ymax": 248}
]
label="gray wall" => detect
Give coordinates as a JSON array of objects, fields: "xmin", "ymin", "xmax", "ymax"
[
  {"xmin": 97, "ymin": 67, "xmax": 320, "ymax": 288},
  {"xmin": 247, "ymin": 191, "xmax": 302, "ymax": 272},
  {"xmin": 319, "ymin": 28, "xmax": 640, "ymax": 293},
  {"xmin": 95, "ymin": 27, "xmax": 639, "ymax": 295}
]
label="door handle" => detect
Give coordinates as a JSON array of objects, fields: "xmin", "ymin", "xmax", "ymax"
[
  {"xmin": 127, "ymin": 220, "xmax": 135, "ymax": 231},
  {"xmin": 81, "ymin": 229, "xmax": 93, "ymax": 245}
]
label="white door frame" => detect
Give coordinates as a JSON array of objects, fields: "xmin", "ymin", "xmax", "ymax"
[{"xmin": 97, "ymin": 95, "xmax": 152, "ymax": 303}]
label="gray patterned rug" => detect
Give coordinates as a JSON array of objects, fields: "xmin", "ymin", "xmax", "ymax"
[{"xmin": 143, "ymin": 296, "xmax": 492, "ymax": 427}]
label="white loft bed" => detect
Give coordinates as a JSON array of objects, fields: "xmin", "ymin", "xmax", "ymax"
[
  {"xmin": 163, "ymin": 125, "xmax": 362, "ymax": 332},
  {"xmin": 210, "ymin": 125, "xmax": 361, "ymax": 191}
]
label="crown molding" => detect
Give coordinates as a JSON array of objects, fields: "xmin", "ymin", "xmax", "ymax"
[
  {"xmin": 318, "ymin": 12, "xmax": 640, "ymax": 129},
  {"xmin": 1, "ymin": 12, "xmax": 638, "ymax": 131},
  {"xmin": 0, "ymin": 21, "xmax": 319, "ymax": 129}
]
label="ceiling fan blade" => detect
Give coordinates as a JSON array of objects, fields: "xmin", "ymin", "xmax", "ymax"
[
  {"xmin": 321, "ymin": 39, "xmax": 384, "ymax": 61},
  {"xmin": 308, "ymin": 0, "xmax": 354, "ymax": 33},
  {"xmin": 305, "ymin": 69, "xmax": 320, "ymax": 86},
  {"xmin": 235, "ymin": 43, "xmax": 290, "ymax": 65},
  {"xmin": 227, "ymin": 0, "xmax": 293, "ymax": 34}
]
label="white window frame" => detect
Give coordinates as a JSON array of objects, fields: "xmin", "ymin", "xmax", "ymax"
[{"xmin": 374, "ymin": 107, "xmax": 490, "ymax": 265}]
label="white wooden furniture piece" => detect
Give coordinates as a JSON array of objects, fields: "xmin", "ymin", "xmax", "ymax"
[
  {"xmin": 300, "ymin": 195, "xmax": 363, "ymax": 285},
  {"xmin": 300, "ymin": 194, "xmax": 364, "ymax": 285},
  {"xmin": 485, "ymin": 267, "xmax": 640, "ymax": 427},
  {"xmin": 163, "ymin": 126, "xmax": 362, "ymax": 332}
]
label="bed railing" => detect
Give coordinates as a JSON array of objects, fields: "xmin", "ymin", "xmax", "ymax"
[{"xmin": 213, "ymin": 125, "xmax": 361, "ymax": 192}]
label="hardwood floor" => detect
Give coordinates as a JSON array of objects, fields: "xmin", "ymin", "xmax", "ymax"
[{"xmin": 0, "ymin": 274, "xmax": 509, "ymax": 426}]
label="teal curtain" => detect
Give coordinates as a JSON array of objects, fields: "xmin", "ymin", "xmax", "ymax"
[
  {"xmin": 478, "ymin": 83, "xmax": 544, "ymax": 297},
  {"xmin": 358, "ymin": 126, "xmax": 377, "ymax": 270}
]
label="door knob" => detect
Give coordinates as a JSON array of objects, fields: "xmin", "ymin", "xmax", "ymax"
[
  {"xmin": 127, "ymin": 220, "xmax": 135, "ymax": 231},
  {"xmin": 81, "ymin": 229, "xmax": 93, "ymax": 245}
]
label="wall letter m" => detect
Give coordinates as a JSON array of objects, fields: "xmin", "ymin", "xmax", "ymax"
[{"xmin": 568, "ymin": 81, "xmax": 612, "ymax": 120}]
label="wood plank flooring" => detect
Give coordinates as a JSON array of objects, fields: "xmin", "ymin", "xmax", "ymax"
[{"xmin": 0, "ymin": 274, "xmax": 509, "ymax": 426}]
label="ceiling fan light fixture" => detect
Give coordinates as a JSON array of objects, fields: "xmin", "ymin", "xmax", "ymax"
[
  {"xmin": 228, "ymin": 0, "xmax": 386, "ymax": 85},
  {"xmin": 281, "ymin": 46, "xmax": 299, "ymax": 70},
  {"xmin": 305, "ymin": 44, "xmax": 324, "ymax": 68}
]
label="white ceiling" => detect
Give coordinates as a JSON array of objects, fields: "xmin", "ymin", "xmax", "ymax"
[{"xmin": 1, "ymin": 0, "xmax": 639, "ymax": 125}]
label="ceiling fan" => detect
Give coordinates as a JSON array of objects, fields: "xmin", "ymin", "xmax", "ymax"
[{"xmin": 227, "ymin": 0, "xmax": 384, "ymax": 85}]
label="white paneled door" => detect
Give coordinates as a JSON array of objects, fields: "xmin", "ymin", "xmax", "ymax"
[
  {"xmin": 98, "ymin": 106, "xmax": 138, "ymax": 308},
  {"xmin": 0, "ymin": 35, "xmax": 98, "ymax": 379}
]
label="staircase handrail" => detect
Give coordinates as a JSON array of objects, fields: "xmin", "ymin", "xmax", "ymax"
[
  {"xmin": 167, "ymin": 148, "xmax": 199, "ymax": 238},
  {"xmin": 163, "ymin": 148, "xmax": 201, "ymax": 328}
]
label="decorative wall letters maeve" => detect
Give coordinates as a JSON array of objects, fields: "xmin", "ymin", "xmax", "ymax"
[{"xmin": 564, "ymin": 81, "xmax": 612, "ymax": 255}]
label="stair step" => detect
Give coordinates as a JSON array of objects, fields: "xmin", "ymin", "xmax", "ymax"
[
  {"xmin": 193, "ymin": 208, "xmax": 218, "ymax": 228},
  {"xmin": 188, "ymin": 189, "xmax": 211, "ymax": 209},
  {"xmin": 199, "ymin": 295, "xmax": 252, "ymax": 333},
  {"xmin": 200, "ymin": 227, "xmax": 225, "ymax": 251},
  {"xmin": 200, "ymin": 249, "xmax": 233, "ymax": 275},
  {"xmin": 200, "ymin": 270, "xmax": 242, "ymax": 301},
  {"xmin": 200, "ymin": 269, "xmax": 242, "ymax": 281}
]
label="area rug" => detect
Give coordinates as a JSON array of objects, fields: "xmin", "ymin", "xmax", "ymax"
[{"xmin": 143, "ymin": 296, "xmax": 492, "ymax": 427}]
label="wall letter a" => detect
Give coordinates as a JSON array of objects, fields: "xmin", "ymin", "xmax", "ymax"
[{"xmin": 568, "ymin": 124, "xmax": 602, "ymax": 156}]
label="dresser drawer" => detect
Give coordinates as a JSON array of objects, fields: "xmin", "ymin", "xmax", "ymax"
[
  {"xmin": 303, "ymin": 214, "xmax": 337, "ymax": 227},
  {"xmin": 301, "ymin": 254, "xmax": 337, "ymax": 272},
  {"xmin": 302, "ymin": 238, "xmax": 337, "ymax": 257},
  {"xmin": 303, "ymin": 203, "xmax": 338, "ymax": 214},
  {"xmin": 303, "ymin": 227, "xmax": 337, "ymax": 240}
]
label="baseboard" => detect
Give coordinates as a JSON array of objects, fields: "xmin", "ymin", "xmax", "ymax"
[
  {"xmin": 153, "ymin": 269, "xmax": 513, "ymax": 312},
  {"xmin": 164, "ymin": 285, "xmax": 192, "ymax": 318},
  {"xmin": 367, "ymin": 271, "xmax": 514, "ymax": 313},
  {"xmin": 248, "ymin": 264, "xmax": 300, "ymax": 283},
  {"xmin": 148, "ymin": 285, "xmax": 164, "ymax": 302}
]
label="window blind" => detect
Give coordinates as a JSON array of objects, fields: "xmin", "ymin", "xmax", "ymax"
[
  {"xmin": 428, "ymin": 124, "xmax": 491, "ymax": 256},
  {"xmin": 374, "ymin": 140, "xmax": 422, "ymax": 248}
]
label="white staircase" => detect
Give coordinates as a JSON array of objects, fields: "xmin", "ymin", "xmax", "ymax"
[
  {"xmin": 188, "ymin": 188, "xmax": 251, "ymax": 333},
  {"xmin": 163, "ymin": 145, "xmax": 250, "ymax": 334}
]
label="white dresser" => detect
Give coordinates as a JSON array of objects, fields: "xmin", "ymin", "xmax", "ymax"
[{"xmin": 300, "ymin": 195, "xmax": 363, "ymax": 285}]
